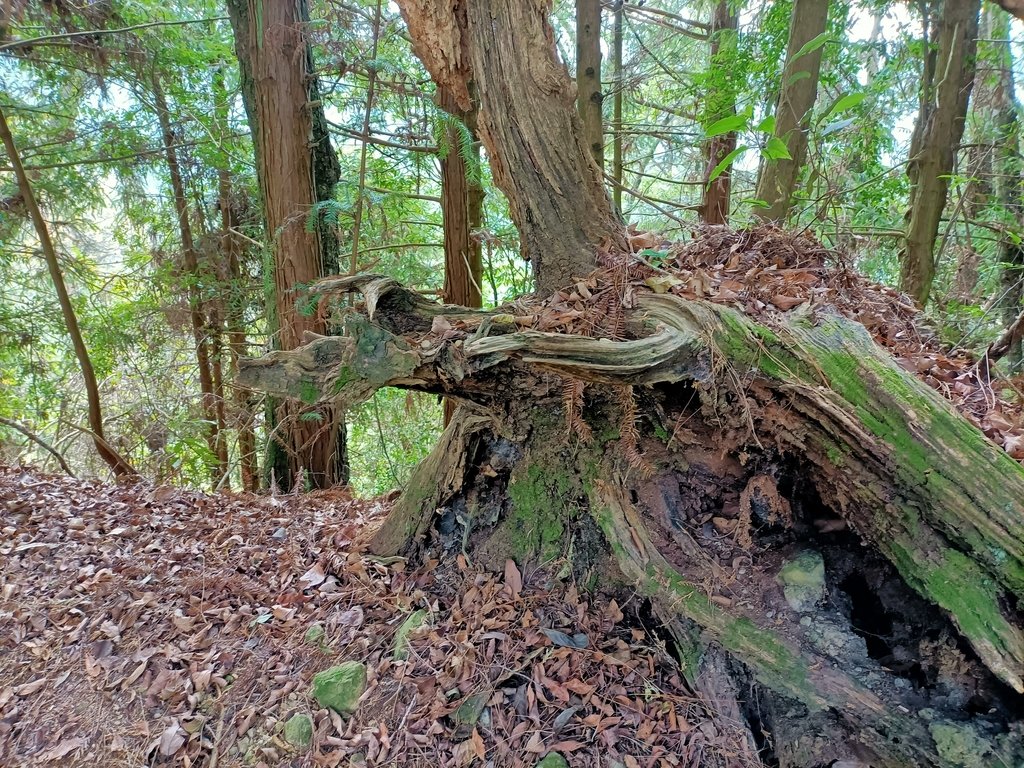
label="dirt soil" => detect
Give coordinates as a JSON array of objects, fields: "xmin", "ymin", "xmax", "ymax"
[{"xmin": 0, "ymin": 465, "xmax": 749, "ymax": 768}]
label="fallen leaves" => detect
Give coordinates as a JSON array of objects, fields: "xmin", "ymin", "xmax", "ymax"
[{"xmin": 0, "ymin": 466, "xmax": 750, "ymax": 768}]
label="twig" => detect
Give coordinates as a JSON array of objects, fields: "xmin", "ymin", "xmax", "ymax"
[{"xmin": 0, "ymin": 417, "xmax": 76, "ymax": 477}]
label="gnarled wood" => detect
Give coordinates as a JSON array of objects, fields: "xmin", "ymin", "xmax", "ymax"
[{"xmin": 239, "ymin": 276, "xmax": 1024, "ymax": 767}]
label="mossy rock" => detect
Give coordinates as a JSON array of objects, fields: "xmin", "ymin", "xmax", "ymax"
[
  {"xmin": 536, "ymin": 753, "xmax": 569, "ymax": 768},
  {"xmin": 393, "ymin": 609, "xmax": 428, "ymax": 660},
  {"xmin": 778, "ymin": 549, "xmax": 825, "ymax": 612},
  {"xmin": 283, "ymin": 713, "xmax": 313, "ymax": 749},
  {"xmin": 304, "ymin": 623, "xmax": 326, "ymax": 646},
  {"xmin": 310, "ymin": 661, "xmax": 367, "ymax": 715}
]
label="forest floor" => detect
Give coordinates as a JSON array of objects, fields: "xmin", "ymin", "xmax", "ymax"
[{"xmin": 0, "ymin": 464, "xmax": 749, "ymax": 768}]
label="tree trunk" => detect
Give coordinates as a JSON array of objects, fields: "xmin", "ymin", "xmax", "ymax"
[
  {"xmin": 212, "ymin": 65, "xmax": 259, "ymax": 491},
  {"xmin": 576, "ymin": 0, "xmax": 604, "ymax": 169},
  {"xmin": 989, "ymin": 7, "xmax": 1024, "ymax": 371},
  {"xmin": 700, "ymin": 0, "xmax": 739, "ymax": 226},
  {"xmin": 239, "ymin": 273, "xmax": 1024, "ymax": 767},
  {"xmin": 438, "ymin": 86, "xmax": 484, "ymax": 425},
  {"xmin": 226, "ymin": 0, "xmax": 347, "ymax": 490},
  {"xmin": 612, "ymin": 0, "xmax": 624, "ymax": 213},
  {"xmin": 0, "ymin": 106, "xmax": 136, "ymax": 479},
  {"xmin": 151, "ymin": 75, "xmax": 227, "ymax": 486},
  {"xmin": 396, "ymin": 0, "xmax": 624, "ymax": 295},
  {"xmin": 753, "ymin": 0, "xmax": 829, "ymax": 223},
  {"xmin": 901, "ymin": 0, "xmax": 981, "ymax": 306}
]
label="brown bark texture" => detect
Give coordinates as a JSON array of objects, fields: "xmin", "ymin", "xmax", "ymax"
[
  {"xmin": 396, "ymin": 0, "xmax": 624, "ymax": 295},
  {"xmin": 229, "ymin": 0, "xmax": 346, "ymax": 489},
  {"xmin": 754, "ymin": 0, "xmax": 829, "ymax": 223},
  {"xmin": 700, "ymin": 0, "xmax": 739, "ymax": 226},
  {"xmin": 901, "ymin": 0, "xmax": 981, "ymax": 305}
]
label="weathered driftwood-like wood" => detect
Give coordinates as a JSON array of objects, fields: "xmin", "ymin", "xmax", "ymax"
[{"xmin": 239, "ymin": 278, "xmax": 1024, "ymax": 766}]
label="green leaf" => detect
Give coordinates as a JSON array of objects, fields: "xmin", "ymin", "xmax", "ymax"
[
  {"xmin": 756, "ymin": 115, "xmax": 776, "ymax": 134},
  {"xmin": 707, "ymin": 145, "xmax": 748, "ymax": 184},
  {"xmin": 762, "ymin": 136, "xmax": 792, "ymax": 161},
  {"xmin": 785, "ymin": 70, "xmax": 811, "ymax": 87},
  {"xmin": 821, "ymin": 117, "xmax": 855, "ymax": 136},
  {"xmin": 704, "ymin": 113, "xmax": 748, "ymax": 138},
  {"xmin": 825, "ymin": 92, "xmax": 867, "ymax": 118},
  {"xmin": 791, "ymin": 32, "xmax": 830, "ymax": 62}
]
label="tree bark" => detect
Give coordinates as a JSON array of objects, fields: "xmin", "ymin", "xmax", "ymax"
[
  {"xmin": 989, "ymin": 7, "xmax": 1024, "ymax": 371},
  {"xmin": 754, "ymin": 0, "xmax": 829, "ymax": 223},
  {"xmin": 395, "ymin": 0, "xmax": 624, "ymax": 295},
  {"xmin": 151, "ymin": 75, "xmax": 227, "ymax": 487},
  {"xmin": 700, "ymin": 0, "xmax": 739, "ymax": 226},
  {"xmin": 576, "ymin": 0, "xmax": 604, "ymax": 169},
  {"xmin": 212, "ymin": 65, "xmax": 259, "ymax": 491},
  {"xmin": 226, "ymin": 0, "xmax": 347, "ymax": 490},
  {"xmin": 239, "ymin": 274, "xmax": 1024, "ymax": 767},
  {"xmin": 0, "ymin": 105, "xmax": 135, "ymax": 478},
  {"xmin": 438, "ymin": 85, "xmax": 484, "ymax": 425},
  {"xmin": 901, "ymin": 0, "xmax": 981, "ymax": 306}
]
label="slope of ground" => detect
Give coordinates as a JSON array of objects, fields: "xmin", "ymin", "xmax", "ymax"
[{"xmin": 0, "ymin": 465, "xmax": 749, "ymax": 768}]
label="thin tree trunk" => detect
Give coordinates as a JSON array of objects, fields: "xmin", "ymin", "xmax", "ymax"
[
  {"xmin": 901, "ymin": 0, "xmax": 982, "ymax": 305},
  {"xmin": 213, "ymin": 65, "xmax": 259, "ymax": 491},
  {"xmin": 700, "ymin": 0, "xmax": 739, "ymax": 226},
  {"xmin": 0, "ymin": 105, "xmax": 135, "ymax": 478},
  {"xmin": 612, "ymin": 0, "xmax": 624, "ymax": 213},
  {"xmin": 988, "ymin": 7, "xmax": 1024, "ymax": 371},
  {"xmin": 349, "ymin": 0, "xmax": 383, "ymax": 278},
  {"xmin": 396, "ymin": 0, "xmax": 624, "ymax": 295},
  {"xmin": 754, "ymin": 0, "xmax": 829, "ymax": 223},
  {"xmin": 151, "ymin": 75, "xmax": 226, "ymax": 486},
  {"xmin": 576, "ymin": 0, "xmax": 604, "ymax": 169}
]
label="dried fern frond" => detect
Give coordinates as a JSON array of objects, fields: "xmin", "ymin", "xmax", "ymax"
[
  {"xmin": 563, "ymin": 378, "xmax": 593, "ymax": 443},
  {"xmin": 617, "ymin": 386, "xmax": 653, "ymax": 478}
]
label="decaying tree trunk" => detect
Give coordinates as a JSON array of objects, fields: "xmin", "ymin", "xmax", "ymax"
[{"xmin": 240, "ymin": 273, "xmax": 1024, "ymax": 768}]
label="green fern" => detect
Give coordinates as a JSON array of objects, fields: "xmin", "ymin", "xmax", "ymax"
[{"xmin": 432, "ymin": 112, "xmax": 482, "ymax": 186}]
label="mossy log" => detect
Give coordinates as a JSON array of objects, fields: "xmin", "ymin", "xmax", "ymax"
[{"xmin": 239, "ymin": 276, "xmax": 1024, "ymax": 768}]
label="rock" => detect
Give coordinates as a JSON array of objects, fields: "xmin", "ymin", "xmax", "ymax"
[
  {"xmin": 304, "ymin": 623, "xmax": 326, "ymax": 646},
  {"xmin": 535, "ymin": 753, "xmax": 569, "ymax": 768},
  {"xmin": 778, "ymin": 549, "xmax": 826, "ymax": 612},
  {"xmin": 310, "ymin": 662, "xmax": 367, "ymax": 714},
  {"xmin": 283, "ymin": 713, "xmax": 313, "ymax": 749},
  {"xmin": 452, "ymin": 691, "xmax": 489, "ymax": 726},
  {"xmin": 392, "ymin": 609, "xmax": 428, "ymax": 660}
]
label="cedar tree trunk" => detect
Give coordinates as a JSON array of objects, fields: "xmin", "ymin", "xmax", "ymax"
[
  {"xmin": 396, "ymin": 0, "xmax": 624, "ymax": 295},
  {"xmin": 700, "ymin": 0, "xmax": 739, "ymax": 225},
  {"xmin": 227, "ymin": 0, "xmax": 347, "ymax": 490}
]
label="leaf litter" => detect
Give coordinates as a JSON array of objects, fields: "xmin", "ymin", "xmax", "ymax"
[{"xmin": 0, "ymin": 466, "xmax": 755, "ymax": 767}]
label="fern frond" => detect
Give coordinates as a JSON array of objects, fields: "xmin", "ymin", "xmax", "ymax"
[
  {"xmin": 618, "ymin": 386, "xmax": 653, "ymax": 478},
  {"xmin": 563, "ymin": 378, "xmax": 593, "ymax": 443}
]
